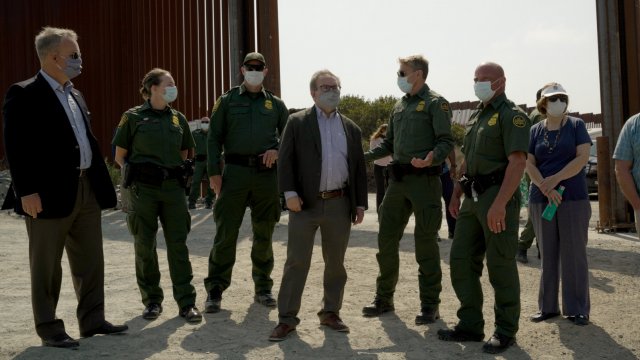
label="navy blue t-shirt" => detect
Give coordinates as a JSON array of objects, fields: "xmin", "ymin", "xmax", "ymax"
[{"xmin": 529, "ymin": 116, "xmax": 592, "ymax": 203}]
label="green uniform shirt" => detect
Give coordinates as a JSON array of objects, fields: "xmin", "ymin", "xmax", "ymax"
[
  {"xmin": 207, "ymin": 84, "xmax": 288, "ymax": 175},
  {"xmin": 462, "ymin": 93, "xmax": 531, "ymax": 176},
  {"xmin": 112, "ymin": 101, "xmax": 195, "ymax": 167},
  {"xmin": 192, "ymin": 129, "xmax": 208, "ymax": 156},
  {"xmin": 367, "ymin": 84, "xmax": 453, "ymax": 164},
  {"xmin": 529, "ymin": 108, "xmax": 545, "ymax": 125}
]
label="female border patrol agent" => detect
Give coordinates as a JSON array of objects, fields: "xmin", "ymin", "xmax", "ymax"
[{"xmin": 113, "ymin": 68, "xmax": 202, "ymax": 323}]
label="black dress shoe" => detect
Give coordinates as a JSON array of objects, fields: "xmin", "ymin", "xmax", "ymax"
[
  {"xmin": 415, "ymin": 306, "xmax": 440, "ymax": 324},
  {"xmin": 204, "ymin": 289, "xmax": 222, "ymax": 313},
  {"xmin": 571, "ymin": 314, "xmax": 589, "ymax": 326},
  {"xmin": 530, "ymin": 312, "xmax": 560, "ymax": 323},
  {"xmin": 362, "ymin": 297, "xmax": 394, "ymax": 317},
  {"xmin": 142, "ymin": 303, "xmax": 163, "ymax": 320},
  {"xmin": 42, "ymin": 333, "xmax": 79, "ymax": 348},
  {"xmin": 180, "ymin": 305, "xmax": 203, "ymax": 323},
  {"xmin": 437, "ymin": 327, "xmax": 484, "ymax": 342},
  {"xmin": 482, "ymin": 332, "xmax": 515, "ymax": 354},
  {"xmin": 81, "ymin": 321, "xmax": 128, "ymax": 338}
]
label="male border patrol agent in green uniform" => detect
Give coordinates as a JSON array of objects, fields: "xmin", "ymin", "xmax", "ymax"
[
  {"xmin": 113, "ymin": 68, "xmax": 201, "ymax": 323},
  {"xmin": 204, "ymin": 52, "xmax": 289, "ymax": 313},
  {"xmin": 438, "ymin": 62, "xmax": 530, "ymax": 355},
  {"xmin": 363, "ymin": 55, "xmax": 453, "ymax": 324},
  {"xmin": 188, "ymin": 118, "xmax": 215, "ymax": 209}
]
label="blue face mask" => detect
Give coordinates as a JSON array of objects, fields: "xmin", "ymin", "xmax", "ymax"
[
  {"xmin": 163, "ymin": 86, "xmax": 178, "ymax": 103},
  {"xmin": 397, "ymin": 76, "xmax": 413, "ymax": 93},
  {"xmin": 59, "ymin": 56, "xmax": 82, "ymax": 79}
]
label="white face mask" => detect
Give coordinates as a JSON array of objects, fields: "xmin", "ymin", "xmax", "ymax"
[
  {"xmin": 397, "ymin": 76, "xmax": 413, "ymax": 93},
  {"xmin": 546, "ymin": 99, "xmax": 567, "ymax": 116},
  {"xmin": 474, "ymin": 81, "xmax": 495, "ymax": 102},
  {"xmin": 244, "ymin": 71, "xmax": 264, "ymax": 86},
  {"xmin": 200, "ymin": 123, "xmax": 210, "ymax": 132},
  {"xmin": 163, "ymin": 86, "xmax": 178, "ymax": 103}
]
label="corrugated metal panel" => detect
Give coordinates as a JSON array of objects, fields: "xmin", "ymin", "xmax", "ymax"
[{"xmin": 0, "ymin": 0, "xmax": 280, "ymax": 161}]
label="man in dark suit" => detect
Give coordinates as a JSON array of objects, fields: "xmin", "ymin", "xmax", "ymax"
[
  {"xmin": 2, "ymin": 27, "xmax": 127, "ymax": 348},
  {"xmin": 269, "ymin": 70, "xmax": 368, "ymax": 341}
]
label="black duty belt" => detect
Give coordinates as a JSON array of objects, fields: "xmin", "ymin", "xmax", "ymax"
[
  {"xmin": 459, "ymin": 169, "xmax": 505, "ymax": 201},
  {"xmin": 388, "ymin": 163, "xmax": 441, "ymax": 182},
  {"xmin": 224, "ymin": 153, "xmax": 275, "ymax": 171},
  {"xmin": 318, "ymin": 188, "xmax": 348, "ymax": 199}
]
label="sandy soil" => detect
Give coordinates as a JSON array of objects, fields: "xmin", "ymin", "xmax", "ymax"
[{"xmin": 0, "ymin": 194, "xmax": 638, "ymax": 360}]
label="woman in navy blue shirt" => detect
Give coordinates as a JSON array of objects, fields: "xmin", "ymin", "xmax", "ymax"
[{"xmin": 526, "ymin": 83, "xmax": 592, "ymax": 326}]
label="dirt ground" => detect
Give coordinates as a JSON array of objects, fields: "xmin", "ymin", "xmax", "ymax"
[{"xmin": 0, "ymin": 194, "xmax": 638, "ymax": 360}]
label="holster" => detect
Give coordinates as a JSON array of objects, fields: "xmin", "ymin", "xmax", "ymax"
[{"xmin": 459, "ymin": 169, "xmax": 505, "ymax": 198}]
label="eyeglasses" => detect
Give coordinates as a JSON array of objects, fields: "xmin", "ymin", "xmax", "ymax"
[
  {"xmin": 244, "ymin": 64, "xmax": 265, "ymax": 71},
  {"xmin": 64, "ymin": 52, "xmax": 81, "ymax": 60},
  {"xmin": 317, "ymin": 84, "xmax": 340, "ymax": 92},
  {"xmin": 397, "ymin": 69, "xmax": 417, "ymax": 77},
  {"xmin": 547, "ymin": 95, "xmax": 568, "ymax": 102}
]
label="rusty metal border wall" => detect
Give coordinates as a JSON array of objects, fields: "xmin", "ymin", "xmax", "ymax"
[{"xmin": 0, "ymin": 0, "xmax": 281, "ymax": 161}]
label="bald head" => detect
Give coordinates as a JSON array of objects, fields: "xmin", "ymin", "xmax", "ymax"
[{"xmin": 474, "ymin": 62, "xmax": 506, "ymax": 102}]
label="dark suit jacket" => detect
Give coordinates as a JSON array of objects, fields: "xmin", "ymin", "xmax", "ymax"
[
  {"xmin": 2, "ymin": 72, "xmax": 116, "ymax": 218},
  {"xmin": 278, "ymin": 106, "xmax": 368, "ymax": 221}
]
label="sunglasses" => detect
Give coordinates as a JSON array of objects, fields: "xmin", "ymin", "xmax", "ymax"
[
  {"xmin": 244, "ymin": 64, "xmax": 265, "ymax": 71},
  {"xmin": 547, "ymin": 95, "xmax": 568, "ymax": 102}
]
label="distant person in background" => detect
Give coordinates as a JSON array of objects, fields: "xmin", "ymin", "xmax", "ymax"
[
  {"xmin": 369, "ymin": 124, "xmax": 392, "ymax": 213},
  {"xmin": 188, "ymin": 117, "xmax": 215, "ymax": 210},
  {"xmin": 526, "ymin": 83, "xmax": 591, "ymax": 326},
  {"xmin": 613, "ymin": 112, "xmax": 640, "ymax": 240},
  {"xmin": 517, "ymin": 87, "xmax": 546, "ymax": 263},
  {"xmin": 439, "ymin": 149, "xmax": 457, "ymax": 240}
]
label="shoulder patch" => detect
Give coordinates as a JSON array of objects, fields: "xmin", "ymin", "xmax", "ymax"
[
  {"xmin": 118, "ymin": 114, "xmax": 128, "ymax": 128},
  {"xmin": 513, "ymin": 115, "xmax": 526, "ymax": 128},
  {"xmin": 440, "ymin": 101, "xmax": 450, "ymax": 112},
  {"xmin": 211, "ymin": 97, "xmax": 222, "ymax": 115}
]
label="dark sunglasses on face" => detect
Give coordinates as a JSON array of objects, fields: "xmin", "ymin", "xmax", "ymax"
[
  {"xmin": 547, "ymin": 95, "xmax": 568, "ymax": 102},
  {"xmin": 317, "ymin": 84, "xmax": 340, "ymax": 92},
  {"xmin": 65, "ymin": 52, "xmax": 81, "ymax": 60},
  {"xmin": 397, "ymin": 70, "xmax": 407, "ymax": 77},
  {"xmin": 244, "ymin": 64, "xmax": 265, "ymax": 71}
]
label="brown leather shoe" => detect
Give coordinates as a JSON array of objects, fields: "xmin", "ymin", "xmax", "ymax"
[
  {"xmin": 269, "ymin": 323, "xmax": 296, "ymax": 341},
  {"xmin": 320, "ymin": 313, "xmax": 350, "ymax": 332}
]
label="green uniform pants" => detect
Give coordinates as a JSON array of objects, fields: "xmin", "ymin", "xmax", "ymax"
[
  {"xmin": 127, "ymin": 179, "xmax": 197, "ymax": 309},
  {"xmin": 375, "ymin": 174, "xmax": 442, "ymax": 309},
  {"xmin": 204, "ymin": 165, "xmax": 280, "ymax": 294},
  {"xmin": 188, "ymin": 160, "xmax": 214, "ymax": 205},
  {"xmin": 450, "ymin": 185, "xmax": 521, "ymax": 338}
]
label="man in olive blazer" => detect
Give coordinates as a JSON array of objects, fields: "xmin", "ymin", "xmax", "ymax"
[
  {"xmin": 2, "ymin": 27, "xmax": 125, "ymax": 348},
  {"xmin": 269, "ymin": 70, "xmax": 367, "ymax": 341}
]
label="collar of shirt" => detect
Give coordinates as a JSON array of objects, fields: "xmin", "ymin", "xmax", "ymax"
[
  {"xmin": 403, "ymin": 83, "xmax": 430, "ymax": 101},
  {"xmin": 238, "ymin": 83, "xmax": 268, "ymax": 97},
  {"xmin": 315, "ymin": 105, "xmax": 339, "ymax": 121},
  {"xmin": 477, "ymin": 92, "xmax": 507, "ymax": 111},
  {"xmin": 40, "ymin": 69, "xmax": 73, "ymax": 93},
  {"xmin": 140, "ymin": 99, "xmax": 173, "ymax": 114}
]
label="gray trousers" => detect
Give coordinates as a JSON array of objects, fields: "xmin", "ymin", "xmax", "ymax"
[
  {"xmin": 26, "ymin": 176, "xmax": 105, "ymax": 339},
  {"xmin": 277, "ymin": 196, "xmax": 351, "ymax": 326},
  {"xmin": 530, "ymin": 200, "xmax": 591, "ymax": 317}
]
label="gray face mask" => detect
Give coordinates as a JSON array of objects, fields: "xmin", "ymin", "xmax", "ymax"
[
  {"xmin": 58, "ymin": 56, "xmax": 83, "ymax": 79},
  {"xmin": 317, "ymin": 90, "xmax": 341, "ymax": 110}
]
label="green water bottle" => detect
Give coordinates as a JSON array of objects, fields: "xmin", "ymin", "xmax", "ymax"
[{"xmin": 542, "ymin": 185, "xmax": 565, "ymax": 221}]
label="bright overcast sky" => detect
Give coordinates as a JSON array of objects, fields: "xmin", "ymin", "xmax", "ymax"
[{"xmin": 277, "ymin": 0, "xmax": 601, "ymax": 114}]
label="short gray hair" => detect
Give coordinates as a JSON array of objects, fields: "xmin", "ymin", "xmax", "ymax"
[
  {"xmin": 398, "ymin": 55, "xmax": 429, "ymax": 79},
  {"xmin": 309, "ymin": 69, "xmax": 340, "ymax": 91},
  {"xmin": 35, "ymin": 27, "xmax": 78, "ymax": 61}
]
